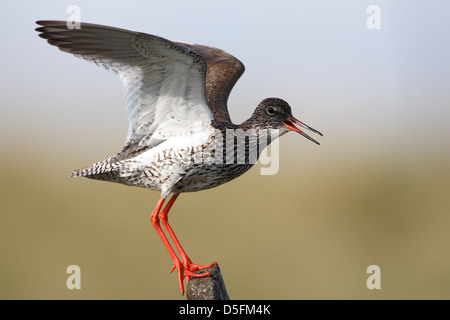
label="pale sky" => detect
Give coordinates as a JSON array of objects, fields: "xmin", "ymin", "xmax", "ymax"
[{"xmin": 1, "ymin": 0, "xmax": 449, "ymax": 159}]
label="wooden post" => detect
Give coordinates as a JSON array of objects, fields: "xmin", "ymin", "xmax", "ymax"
[{"xmin": 186, "ymin": 264, "xmax": 229, "ymax": 300}]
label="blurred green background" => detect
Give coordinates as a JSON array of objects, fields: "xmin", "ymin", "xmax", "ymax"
[{"xmin": 1, "ymin": 1, "xmax": 449, "ymax": 299}]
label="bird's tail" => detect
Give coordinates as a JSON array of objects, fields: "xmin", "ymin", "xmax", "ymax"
[{"xmin": 70, "ymin": 158, "xmax": 121, "ymax": 180}]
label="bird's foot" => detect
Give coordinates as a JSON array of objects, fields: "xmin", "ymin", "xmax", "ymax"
[
  {"xmin": 171, "ymin": 259, "xmax": 214, "ymax": 294},
  {"xmin": 181, "ymin": 259, "xmax": 217, "ymax": 273},
  {"xmin": 170, "ymin": 256, "xmax": 217, "ymax": 275}
]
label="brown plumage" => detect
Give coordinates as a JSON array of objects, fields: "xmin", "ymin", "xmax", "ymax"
[{"xmin": 176, "ymin": 42, "xmax": 245, "ymax": 123}]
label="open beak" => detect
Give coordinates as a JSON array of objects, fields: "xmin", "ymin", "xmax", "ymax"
[{"xmin": 283, "ymin": 117, "xmax": 323, "ymax": 145}]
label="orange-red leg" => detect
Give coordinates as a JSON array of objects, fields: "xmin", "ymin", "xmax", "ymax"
[
  {"xmin": 159, "ymin": 193, "xmax": 216, "ymax": 278},
  {"xmin": 150, "ymin": 195, "xmax": 213, "ymax": 294}
]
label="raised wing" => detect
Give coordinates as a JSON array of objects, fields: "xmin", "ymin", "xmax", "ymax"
[
  {"xmin": 36, "ymin": 20, "xmax": 214, "ymax": 150},
  {"xmin": 175, "ymin": 42, "xmax": 245, "ymax": 124}
]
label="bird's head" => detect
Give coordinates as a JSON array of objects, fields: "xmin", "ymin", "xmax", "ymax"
[{"xmin": 250, "ymin": 98, "xmax": 323, "ymax": 145}]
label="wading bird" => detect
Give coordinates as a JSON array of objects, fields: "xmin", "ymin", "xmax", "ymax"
[{"xmin": 36, "ymin": 20, "xmax": 322, "ymax": 294}]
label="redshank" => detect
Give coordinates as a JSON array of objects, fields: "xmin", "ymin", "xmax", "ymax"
[{"xmin": 36, "ymin": 21, "xmax": 322, "ymax": 294}]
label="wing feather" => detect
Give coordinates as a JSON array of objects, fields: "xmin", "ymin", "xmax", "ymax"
[
  {"xmin": 175, "ymin": 42, "xmax": 245, "ymax": 124},
  {"xmin": 36, "ymin": 21, "xmax": 214, "ymax": 150}
]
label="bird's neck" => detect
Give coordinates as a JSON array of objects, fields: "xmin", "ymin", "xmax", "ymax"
[{"xmin": 206, "ymin": 124, "xmax": 283, "ymax": 166}]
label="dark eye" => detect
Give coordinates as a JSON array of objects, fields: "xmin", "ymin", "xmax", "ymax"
[{"xmin": 266, "ymin": 106, "xmax": 276, "ymax": 115}]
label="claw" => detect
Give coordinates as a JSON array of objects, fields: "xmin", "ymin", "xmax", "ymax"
[
  {"xmin": 172, "ymin": 259, "xmax": 212, "ymax": 294},
  {"xmin": 185, "ymin": 260, "xmax": 217, "ymax": 273}
]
